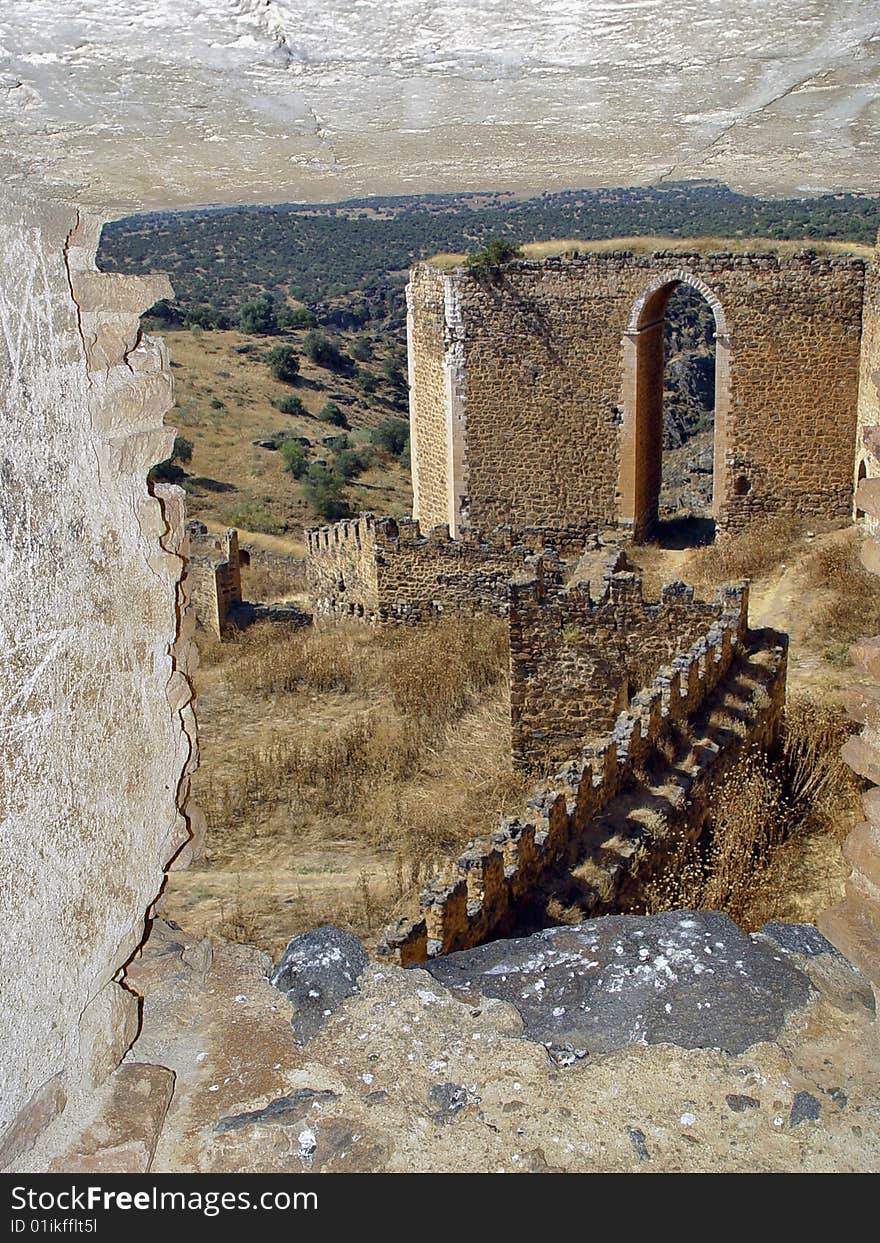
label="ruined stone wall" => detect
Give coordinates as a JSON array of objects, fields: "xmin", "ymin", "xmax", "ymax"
[
  {"xmin": 306, "ymin": 513, "xmax": 552, "ymax": 623},
  {"xmin": 407, "ymin": 268, "xmax": 455, "ymax": 531},
  {"xmin": 0, "ymin": 200, "xmax": 193, "ymax": 1168},
  {"xmin": 407, "ymin": 251, "xmax": 865, "ymax": 538},
  {"xmin": 855, "ymin": 244, "xmax": 880, "ymax": 536},
  {"xmin": 186, "ymin": 524, "xmax": 244, "ymax": 637},
  {"xmin": 380, "ymin": 614, "xmax": 786, "ymax": 964},
  {"xmin": 305, "ymin": 515, "xmax": 382, "ymax": 619},
  {"xmin": 509, "ymin": 560, "xmax": 748, "ymax": 771}
]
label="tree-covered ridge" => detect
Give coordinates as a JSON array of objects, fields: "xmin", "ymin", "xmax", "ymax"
[{"xmin": 99, "ymin": 181, "xmax": 879, "ymax": 325}]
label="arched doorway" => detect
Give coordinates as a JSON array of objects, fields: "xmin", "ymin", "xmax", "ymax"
[{"xmin": 618, "ymin": 271, "xmax": 730, "ymax": 542}]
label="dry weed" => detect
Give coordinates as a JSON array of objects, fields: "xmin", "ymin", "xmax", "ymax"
[
  {"xmin": 683, "ymin": 515, "xmax": 800, "ymax": 587},
  {"xmin": 640, "ymin": 691, "xmax": 860, "ymax": 929},
  {"xmin": 804, "ymin": 536, "xmax": 880, "ymax": 642}
]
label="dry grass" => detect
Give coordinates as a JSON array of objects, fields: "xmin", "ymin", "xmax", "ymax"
[
  {"xmin": 640, "ymin": 693, "xmax": 861, "ymax": 929},
  {"xmin": 240, "ymin": 556, "xmax": 305, "ymax": 604},
  {"xmin": 426, "ymin": 236, "xmax": 871, "ymax": 269},
  {"xmin": 803, "ymin": 534, "xmax": 880, "ymax": 643},
  {"xmin": 176, "ymin": 614, "xmax": 522, "ymax": 952},
  {"xmin": 682, "ymin": 514, "xmax": 801, "ymax": 588}
]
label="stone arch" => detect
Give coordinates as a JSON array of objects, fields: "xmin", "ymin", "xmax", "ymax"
[{"xmin": 618, "ymin": 269, "xmax": 731, "ymax": 540}]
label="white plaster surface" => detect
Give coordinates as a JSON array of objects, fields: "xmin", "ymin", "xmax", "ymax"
[
  {"xmin": 0, "ymin": 195, "xmax": 186, "ymax": 1162},
  {"xmin": 0, "ymin": 1, "xmax": 877, "ymax": 213}
]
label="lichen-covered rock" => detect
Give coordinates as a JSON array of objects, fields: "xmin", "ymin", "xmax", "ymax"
[
  {"xmin": 423, "ymin": 910, "xmax": 816, "ymax": 1058},
  {"xmin": 272, "ymin": 926, "xmax": 369, "ymax": 1044}
]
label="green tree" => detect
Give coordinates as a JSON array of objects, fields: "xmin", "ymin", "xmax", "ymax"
[
  {"xmin": 280, "ymin": 440, "xmax": 308, "ymax": 478},
  {"xmin": 238, "ymin": 295, "xmax": 278, "ymax": 335},
  {"xmin": 267, "ymin": 344, "xmax": 300, "ymax": 383},
  {"xmin": 320, "ymin": 401, "xmax": 349, "ymax": 428}
]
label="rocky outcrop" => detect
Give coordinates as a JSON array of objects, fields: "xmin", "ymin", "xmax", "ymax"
[
  {"xmin": 820, "ymin": 452, "xmax": 880, "ymax": 982},
  {"xmin": 20, "ymin": 912, "xmax": 877, "ymax": 1174},
  {"xmin": 423, "ymin": 911, "xmax": 866, "ymax": 1061}
]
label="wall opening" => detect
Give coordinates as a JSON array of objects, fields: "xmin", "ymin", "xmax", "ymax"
[
  {"xmin": 856, "ymin": 458, "xmax": 867, "ymax": 520},
  {"xmin": 619, "ymin": 272, "xmax": 730, "ymax": 545}
]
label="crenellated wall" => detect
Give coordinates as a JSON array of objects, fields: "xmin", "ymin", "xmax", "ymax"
[
  {"xmin": 379, "ymin": 609, "xmax": 786, "ymax": 964},
  {"xmin": 408, "ymin": 250, "xmax": 866, "ymax": 539},
  {"xmin": 305, "ymin": 512, "xmax": 577, "ymax": 623},
  {"xmin": 509, "ymin": 556, "xmax": 749, "ymax": 770}
]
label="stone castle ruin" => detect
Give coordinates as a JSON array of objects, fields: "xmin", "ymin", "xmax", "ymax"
[
  {"xmin": 380, "ymin": 571, "xmax": 786, "ymax": 964},
  {"xmin": 405, "ymin": 250, "xmax": 865, "ymax": 540},
  {"xmin": 186, "ymin": 522, "xmax": 249, "ymax": 636},
  {"xmin": 3, "ymin": 194, "xmax": 880, "ymax": 1171},
  {"xmin": 302, "ymin": 242, "xmax": 880, "ymax": 971}
]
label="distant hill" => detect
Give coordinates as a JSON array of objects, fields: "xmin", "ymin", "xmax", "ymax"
[{"xmin": 98, "ymin": 181, "xmax": 879, "ymax": 329}]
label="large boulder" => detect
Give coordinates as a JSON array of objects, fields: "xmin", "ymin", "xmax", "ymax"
[
  {"xmin": 424, "ymin": 910, "xmax": 821, "ymax": 1060},
  {"xmin": 272, "ymin": 925, "xmax": 369, "ymax": 1044}
]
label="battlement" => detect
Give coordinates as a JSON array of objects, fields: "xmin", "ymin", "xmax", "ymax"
[
  {"xmin": 305, "ymin": 512, "xmax": 579, "ymax": 623},
  {"xmin": 509, "ymin": 556, "xmax": 748, "ymax": 770},
  {"xmin": 379, "ymin": 610, "xmax": 786, "ymax": 965}
]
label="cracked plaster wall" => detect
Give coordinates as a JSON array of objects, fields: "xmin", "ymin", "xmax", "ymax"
[{"xmin": 0, "ymin": 190, "xmax": 194, "ymax": 1168}]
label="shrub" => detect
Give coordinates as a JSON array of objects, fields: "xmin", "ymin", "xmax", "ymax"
[
  {"xmin": 225, "ymin": 500, "xmax": 283, "ymax": 535},
  {"xmin": 465, "ymin": 237, "xmax": 523, "ymax": 270},
  {"xmin": 172, "ymin": 435, "xmax": 193, "ymax": 464},
  {"xmin": 356, "ymin": 369, "xmax": 379, "ymax": 395},
  {"xmin": 282, "ymin": 305, "xmax": 317, "ymax": 329},
  {"xmin": 302, "ymin": 463, "xmax": 350, "ymax": 520},
  {"xmin": 334, "ymin": 446, "xmax": 371, "ymax": 481},
  {"xmin": 370, "ymin": 417, "xmax": 409, "ymax": 457},
  {"xmin": 303, "ymin": 331, "xmax": 347, "ymax": 372},
  {"xmin": 320, "ymin": 401, "xmax": 349, "ymax": 428},
  {"xmin": 238, "ymin": 295, "xmax": 278, "ymax": 335},
  {"xmin": 276, "ymin": 394, "xmax": 307, "ymax": 417},
  {"xmin": 267, "ymin": 344, "xmax": 300, "ymax": 384},
  {"xmin": 149, "ymin": 433, "xmax": 192, "ymax": 483},
  {"xmin": 280, "ymin": 440, "xmax": 308, "ymax": 478}
]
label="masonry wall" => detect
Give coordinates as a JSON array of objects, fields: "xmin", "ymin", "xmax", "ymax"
[
  {"xmin": 0, "ymin": 200, "xmax": 193, "ymax": 1167},
  {"xmin": 380, "ymin": 614, "xmax": 786, "ymax": 965},
  {"xmin": 407, "ymin": 270, "xmax": 455, "ymax": 532},
  {"xmin": 509, "ymin": 560, "xmax": 748, "ymax": 771},
  {"xmin": 408, "ymin": 251, "xmax": 866, "ymax": 537},
  {"xmin": 306, "ymin": 513, "xmax": 538, "ymax": 623},
  {"xmin": 855, "ymin": 245, "xmax": 880, "ymax": 535}
]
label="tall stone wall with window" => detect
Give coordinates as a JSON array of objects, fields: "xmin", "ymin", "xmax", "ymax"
[{"xmin": 407, "ymin": 250, "xmax": 866, "ymax": 539}]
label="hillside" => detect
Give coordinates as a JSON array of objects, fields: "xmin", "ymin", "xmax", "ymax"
[
  {"xmin": 154, "ymin": 323, "xmax": 413, "ymax": 538},
  {"xmin": 100, "ymin": 182, "xmax": 879, "ymax": 329}
]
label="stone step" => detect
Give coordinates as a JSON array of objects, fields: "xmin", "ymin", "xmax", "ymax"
[{"xmin": 46, "ymin": 1063, "xmax": 175, "ymax": 1174}]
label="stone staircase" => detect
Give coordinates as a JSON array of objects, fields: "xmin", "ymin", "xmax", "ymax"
[{"xmin": 523, "ymin": 636, "xmax": 784, "ymax": 928}]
